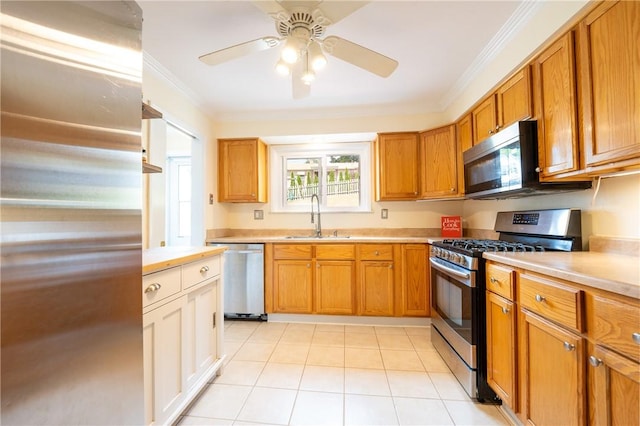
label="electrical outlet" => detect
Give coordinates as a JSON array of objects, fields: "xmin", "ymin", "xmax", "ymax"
[
  {"xmin": 209, "ymin": 193, "xmax": 214, "ymax": 204},
  {"xmin": 254, "ymin": 210, "xmax": 264, "ymax": 220},
  {"xmin": 381, "ymin": 209, "xmax": 388, "ymax": 219}
]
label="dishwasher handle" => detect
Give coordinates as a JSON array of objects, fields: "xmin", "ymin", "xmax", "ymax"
[{"xmin": 225, "ymin": 249, "xmax": 263, "ymax": 254}]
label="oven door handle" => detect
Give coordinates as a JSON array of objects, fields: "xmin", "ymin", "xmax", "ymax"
[{"xmin": 429, "ymin": 258, "xmax": 471, "ymax": 281}]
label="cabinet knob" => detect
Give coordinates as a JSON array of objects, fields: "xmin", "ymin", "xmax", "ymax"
[
  {"xmin": 375, "ymin": 251, "xmax": 379, "ymax": 256},
  {"xmin": 489, "ymin": 277, "xmax": 499, "ymax": 284},
  {"xmin": 145, "ymin": 283, "xmax": 162, "ymax": 293},
  {"xmin": 495, "ymin": 125, "xmax": 501, "ymax": 131},
  {"xmin": 589, "ymin": 356, "xmax": 603, "ymax": 367},
  {"xmin": 501, "ymin": 307, "xmax": 510, "ymax": 315},
  {"xmin": 563, "ymin": 341, "xmax": 575, "ymax": 352},
  {"xmin": 200, "ymin": 266, "xmax": 210, "ymax": 273},
  {"xmin": 535, "ymin": 167, "xmax": 542, "ymax": 173},
  {"xmin": 535, "ymin": 294, "xmax": 545, "ymax": 303},
  {"xmin": 450, "ymin": 188, "xmax": 455, "ymax": 192},
  {"xmin": 307, "ymin": 263, "xmax": 311, "ymax": 268},
  {"xmin": 488, "ymin": 130, "xmax": 494, "ymax": 135},
  {"xmin": 389, "ymin": 264, "xmax": 393, "ymax": 269},
  {"xmin": 633, "ymin": 332, "xmax": 640, "ymax": 344}
]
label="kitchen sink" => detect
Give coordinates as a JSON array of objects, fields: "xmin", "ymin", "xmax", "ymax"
[{"xmin": 285, "ymin": 235, "xmax": 351, "ymax": 239}]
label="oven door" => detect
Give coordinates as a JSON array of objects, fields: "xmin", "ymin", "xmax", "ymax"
[{"xmin": 430, "ymin": 256, "xmax": 476, "ymax": 369}]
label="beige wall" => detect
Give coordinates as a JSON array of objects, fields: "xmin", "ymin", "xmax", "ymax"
[{"xmin": 142, "ymin": 0, "xmax": 640, "ymax": 242}]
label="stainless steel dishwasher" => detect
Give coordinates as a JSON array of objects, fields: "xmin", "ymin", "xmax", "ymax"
[{"xmin": 209, "ymin": 243, "xmax": 266, "ymax": 320}]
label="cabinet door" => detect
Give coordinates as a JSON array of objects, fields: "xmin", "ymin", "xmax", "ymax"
[
  {"xmin": 359, "ymin": 261, "xmax": 394, "ymax": 316},
  {"xmin": 218, "ymin": 138, "xmax": 267, "ymax": 202},
  {"xmin": 588, "ymin": 345, "xmax": 640, "ymax": 426},
  {"xmin": 472, "ymin": 96, "xmax": 497, "ymax": 144},
  {"xmin": 401, "ymin": 244, "xmax": 429, "ymax": 316},
  {"xmin": 522, "ymin": 310, "xmax": 586, "ymax": 426},
  {"xmin": 486, "ymin": 292, "xmax": 517, "ymax": 410},
  {"xmin": 533, "ymin": 32, "xmax": 581, "ymax": 178},
  {"xmin": 143, "ymin": 297, "xmax": 186, "ymax": 426},
  {"xmin": 315, "ymin": 260, "xmax": 355, "ymax": 315},
  {"xmin": 273, "ymin": 260, "xmax": 313, "ymax": 313},
  {"xmin": 184, "ymin": 281, "xmax": 217, "ymax": 391},
  {"xmin": 376, "ymin": 133, "xmax": 419, "ymax": 200},
  {"xmin": 420, "ymin": 125, "xmax": 460, "ymax": 198},
  {"xmin": 578, "ymin": 0, "xmax": 640, "ymax": 169},
  {"xmin": 457, "ymin": 113, "xmax": 473, "ymax": 153},
  {"xmin": 496, "ymin": 66, "xmax": 533, "ymax": 130}
]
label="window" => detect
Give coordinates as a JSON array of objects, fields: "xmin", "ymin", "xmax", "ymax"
[{"xmin": 270, "ymin": 142, "xmax": 372, "ymax": 213}]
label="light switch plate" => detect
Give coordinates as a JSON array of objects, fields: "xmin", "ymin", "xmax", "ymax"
[
  {"xmin": 254, "ymin": 210, "xmax": 264, "ymax": 220},
  {"xmin": 381, "ymin": 209, "xmax": 388, "ymax": 219}
]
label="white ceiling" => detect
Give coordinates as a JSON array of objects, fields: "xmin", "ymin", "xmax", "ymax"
[{"xmin": 139, "ymin": 1, "xmax": 534, "ymax": 122}]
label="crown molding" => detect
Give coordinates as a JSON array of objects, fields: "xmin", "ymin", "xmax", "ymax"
[{"xmin": 438, "ymin": 0, "xmax": 542, "ymax": 111}]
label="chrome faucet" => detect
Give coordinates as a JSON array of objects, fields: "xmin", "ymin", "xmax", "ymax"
[{"xmin": 310, "ymin": 193, "xmax": 322, "ymax": 237}]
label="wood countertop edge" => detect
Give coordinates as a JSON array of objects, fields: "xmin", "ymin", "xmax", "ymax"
[
  {"xmin": 483, "ymin": 251, "xmax": 640, "ymax": 300},
  {"xmin": 143, "ymin": 246, "xmax": 227, "ymax": 274}
]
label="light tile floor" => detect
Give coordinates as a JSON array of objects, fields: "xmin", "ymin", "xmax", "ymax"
[{"xmin": 178, "ymin": 321, "xmax": 512, "ymax": 426}]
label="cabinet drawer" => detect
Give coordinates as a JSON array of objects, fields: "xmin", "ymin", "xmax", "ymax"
[
  {"xmin": 183, "ymin": 256, "xmax": 220, "ymax": 289},
  {"xmin": 143, "ymin": 267, "xmax": 182, "ymax": 308},
  {"xmin": 359, "ymin": 244, "xmax": 393, "ymax": 260},
  {"xmin": 486, "ymin": 263, "xmax": 514, "ymax": 300},
  {"xmin": 316, "ymin": 244, "xmax": 355, "ymax": 260},
  {"xmin": 274, "ymin": 244, "xmax": 312, "ymax": 260},
  {"xmin": 519, "ymin": 273, "xmax": 584, "ymax": 331},
  {"xmin": 589, "ymin": 295, "xmax": 640, "ymax": 362}
]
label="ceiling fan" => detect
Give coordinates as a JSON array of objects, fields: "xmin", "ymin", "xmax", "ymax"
[{"xmin": 198, "ymin": 1, "xmax": 399, "ymax": 99}]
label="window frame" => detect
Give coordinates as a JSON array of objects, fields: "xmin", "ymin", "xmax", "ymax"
[{"xmin": 269, "ymin": 142, "xmax": 372, "ymax": 213}]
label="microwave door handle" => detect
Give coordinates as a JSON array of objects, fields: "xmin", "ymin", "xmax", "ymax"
[{"xmin": 429, "ymin": 258, "xmax": 471, "ymax": 280}]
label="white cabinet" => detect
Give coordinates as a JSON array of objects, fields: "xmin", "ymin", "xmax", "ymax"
[{"xmin": 143, "ymin": 253, "xmax": 224, "ymax": 426}]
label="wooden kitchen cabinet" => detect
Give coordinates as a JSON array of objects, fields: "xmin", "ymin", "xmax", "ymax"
[
  {"xmin": 273, "ymin": 260, "xmax": 314, "ymax": 313},
  {"xmin": 184, "ymin": 281, "xmax": 217, "ymax": 390},
  {"xmin": 359, "ymin": 260, "xmax": 395, "ymax": 316},
  {"xmin": 218, "ymin": 138, "xmax": 268, "ymax": 203},
  {"xmin": 419, "ymin": 124, "xmax": 461, "ymax": 199},
  {"xmin": 485, "ymin": 262, "xmax": 517, "ymax": 410},
  {"xmin": 375, "ymin": 132, "xmax": 420, "ymax": 200},
  {"xmin": 521, "ymin": 310, "xmax": 586, "ymax": 426},
  {"xmin": 533, "ymin": 31, "xmax": 582, "ymax": 179},
  {"xmin": 472, "ymin": 67, "xmax": 532, "ymax": 144},
  {"xmin": 401, "ymin": 244, "xmax": 429, "ymax": 316},
  {"xmin": 577, "ymin": 0, "xmax": 640, "ymax": 174},
  {"xmin": 457, "ymin": 113, "xmax": 473, "ymax": 153},
  {"xmin": 315, "ymin": 244, "xmax": 356, "ymax": 315}
]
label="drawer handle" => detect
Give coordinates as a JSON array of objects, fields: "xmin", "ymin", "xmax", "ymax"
[
  {"xmin": 200, "ymin": 266, "xmax": 210, "ymax": 273},
  {"xmin": 589, "ymin": 356, "xmax": 603, "ymax": 367},
  {"xmin": 535, "ymin": 294, "xmax": 546, "ymax": 303},
  {"xmin": 490, "ymin": 277, "xmax": 499, "ymax": 284},
  {"xmin": 563, "ymin": 342, "xmax": 575, "ymax": 352},
  {"xmin": 375, "ymin": 250, "xmax": 379, "ymax": 256},
  {"xmin": 145, "ymin": 283, "xmax": 162, "ymax": 293},
  {"xmin": 501, "ymin": 307, "xmax": 510, "ymax": 315},
  {"xmin": 388, "ymin": 264, "xmax": 393, "ymax": 269},
  {"xmin": 633, "ymin": 332, "xmax": 640, "ymax": 344}
]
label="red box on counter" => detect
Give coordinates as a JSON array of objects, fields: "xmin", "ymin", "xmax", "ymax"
[{"xmin": 441, "ymin": 216, "xmax": 462, "ymax": 237}]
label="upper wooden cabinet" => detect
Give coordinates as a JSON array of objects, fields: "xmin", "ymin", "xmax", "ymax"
[
  {"xmin": 577, "ymin": 0, "xmax": 640, "ymax": 173},
  {"xmin": 457, "ymin": 113, "xmax": 473, "ymax": 153},
  {"xmin": 472, "ymin": 67, "xmax": 533, "ymax": 144},
  {"xmin": 533, "ymin": 31, "xmax": 581, "ymax": 179},
  {"xmin": 419, "ymin": 125, "xmax": 461, "ymax": 199},
  {"xmin": 218, "ymin": 138, "xmax": 268, "ymax": 203},
  {"xmin": 375, "ymin": 132, "xmax": 420, "ymax": 200}
]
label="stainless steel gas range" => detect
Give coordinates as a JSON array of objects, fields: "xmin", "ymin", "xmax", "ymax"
[{"xmin": 429, "ymin": 208, "xmax": 583, "ymax": 403}]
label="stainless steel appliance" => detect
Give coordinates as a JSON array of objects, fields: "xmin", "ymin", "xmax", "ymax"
[
  {"xmin": 1, "ymin": 2, "xmax": 144, "ymax": 424},
  {"xmin": 210, "ymin": 243, "xmax": 266, "ymax": 320},
  {"xmin": 463, "ymin": 121, "xmax": 591, "ymax": 199},
  {"xmin": 430, "ymin": 208, "xmax": 583, "ymax": 403}
]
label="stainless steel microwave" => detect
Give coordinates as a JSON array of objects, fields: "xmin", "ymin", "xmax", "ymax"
[{"xmin": 463, "ymin": 121, "xmax": 591, "ymax": 199}]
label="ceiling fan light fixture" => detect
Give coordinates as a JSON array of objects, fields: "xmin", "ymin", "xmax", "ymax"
[
  {"xmin": 275, "ymin": 59, "xmax": 290, "ymax": 76},
  {"xmin": 301, "ymin": 69, "xmax": 315, "ymax": 85},
  {"xmin": 281, "ymin": 37, "xmax": 299, "ymax": 64},
  {"xmin": 308, "ymin": 41, "xmax": 327, "ymax": 72}
]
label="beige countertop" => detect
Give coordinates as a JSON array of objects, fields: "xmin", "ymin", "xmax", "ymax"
[
  {"xmin": 143, "ymin": 246, "xmax": 227, "ymax": 274},
  {"xmin": 483, "ymin": 251, "xmax": 640, "ymax": 299},
  {"xmin": 206, "ymin": 236, "xmax": 436, "ymax": 244}
]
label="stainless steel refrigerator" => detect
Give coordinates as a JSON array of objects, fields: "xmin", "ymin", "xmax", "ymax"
[{"xmin": 1, "ymin": 2, "xmax": 144, "ymax": 424}]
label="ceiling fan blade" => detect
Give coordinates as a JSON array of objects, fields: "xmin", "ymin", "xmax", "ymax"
[
  {"xmin": 291, "ymin": 62, "xmax": 310, "ymax": 99},
  {"xmin": 316, "ymin": 1, "xmax": 368, "ymax": 25},
  {"xmin": 322, "ymin": 36, "xmax": 398, "ymax": 78},
  {"xmin": 199, "ymin": 37, "xmax": 279, "ymax": 66},
  {"xmin": 252, "ymin": 0, "xmax": 290, "ymax": 21}
]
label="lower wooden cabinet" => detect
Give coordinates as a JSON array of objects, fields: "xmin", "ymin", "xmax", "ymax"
[
  {"xmin": 359, "ymin": 260, "xmax": 395, "ymax": 316},
  {"xmin": 486, "ymin": 291, "xmax": 517, "ymax": 409},
  {"xmin": 266, "ymin": 242, "xmax": 428, "ymax": 317},
  {"xmin": 521, "ymin": 310, "xmax": 586, "ymax": 426}
]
